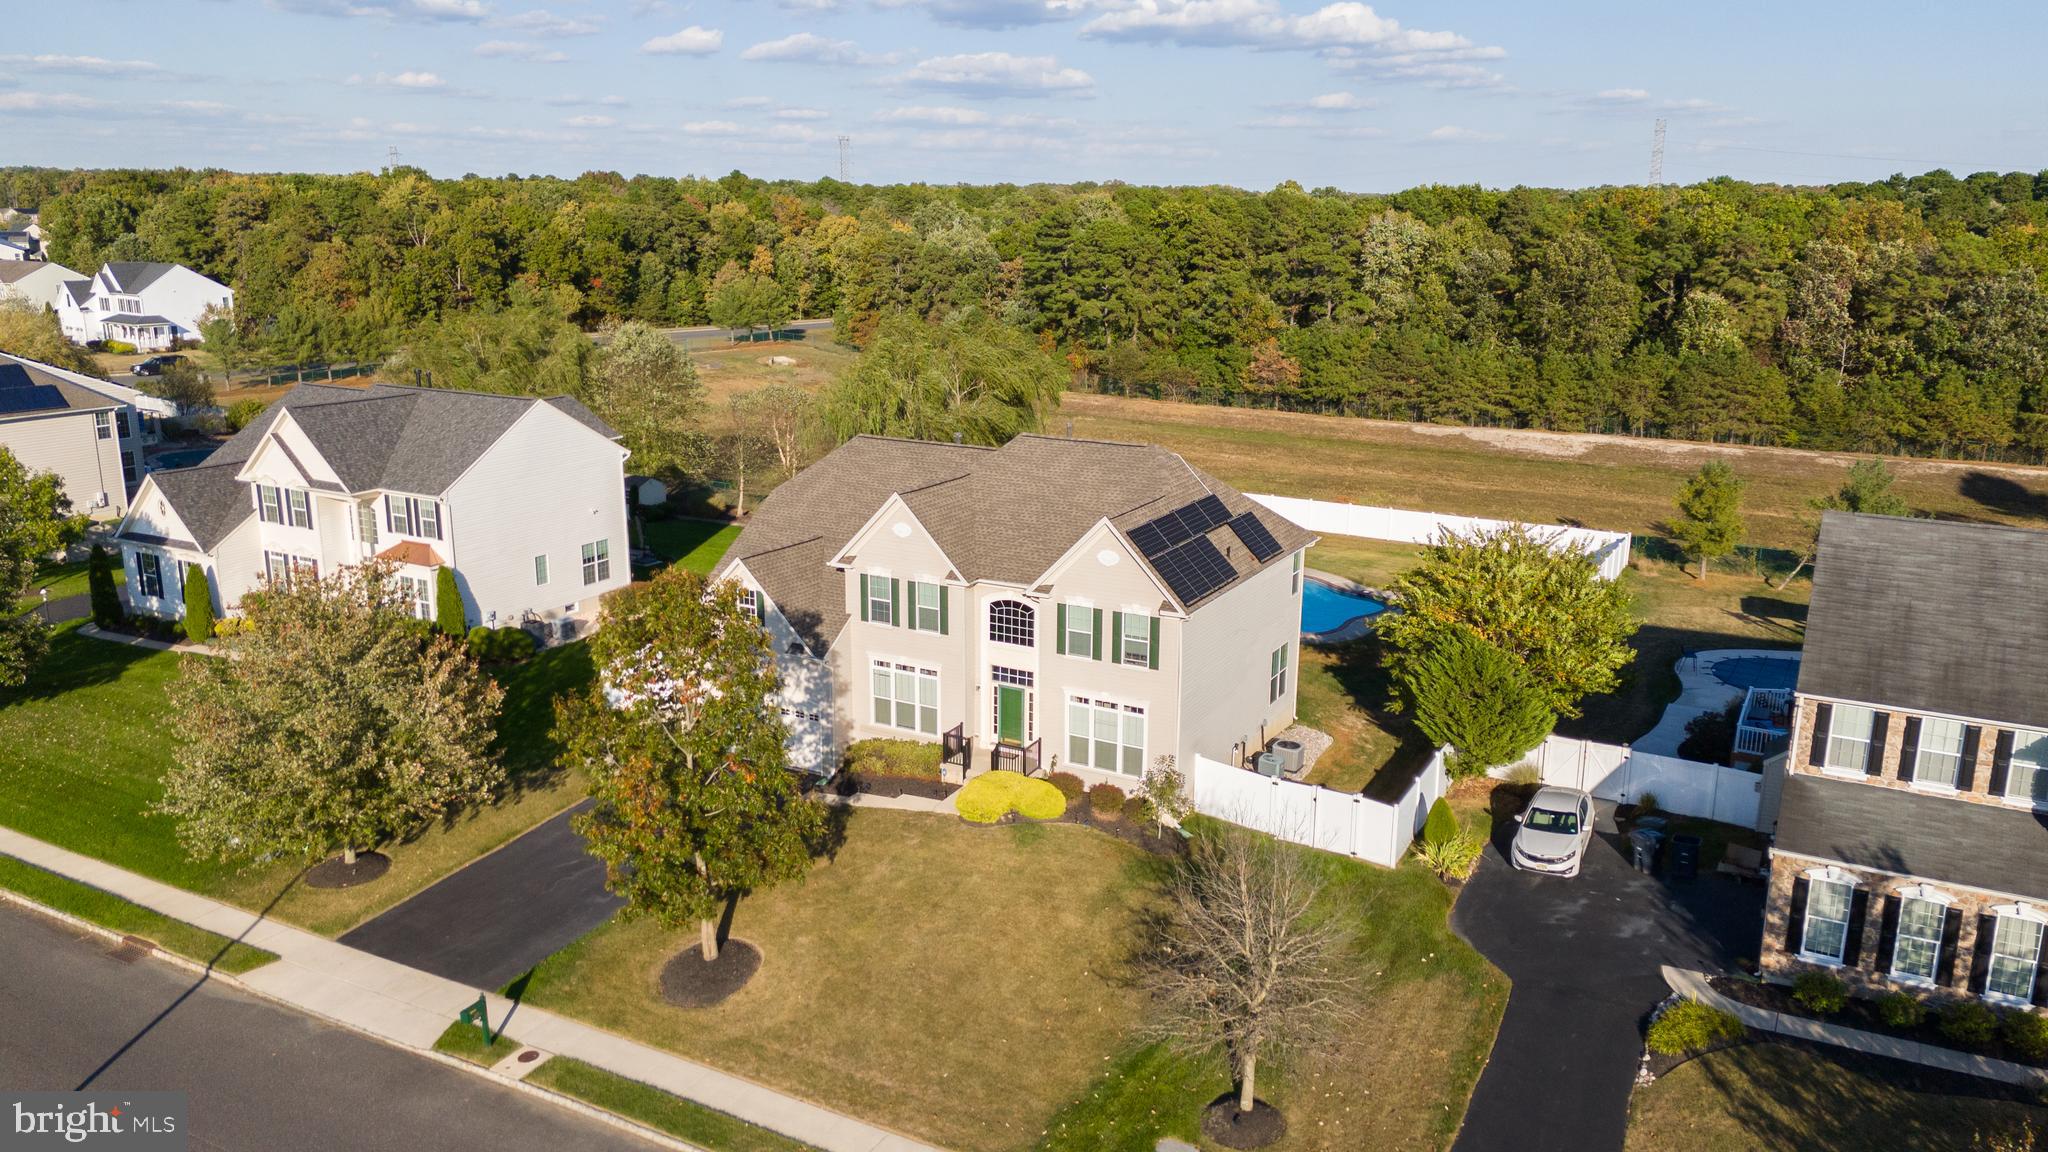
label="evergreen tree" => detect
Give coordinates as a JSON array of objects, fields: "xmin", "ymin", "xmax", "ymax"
[
  {"xmin": 181, "ymin": 563, "xmax": 214, "ymax": 643},
  {"xmin": 87, "ymin": 544, "xmax": 121, "ymax": 629},
  {"xmin": 1669, "ymin": 461, "xmax": 1747, "ymax": 580},
  {"xmin": 1404, "ymin": 627, "xmax": 1557, "ymax": 778},
  {"xmin": 1776, "ymin": 458, "xmax": 1913, "ymax": 588},
  {"xmin": 434, "ymin": 566, "xmax": 464, "ymax": 636}
]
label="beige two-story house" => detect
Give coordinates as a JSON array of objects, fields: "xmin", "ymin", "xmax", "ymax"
[
  {"xmin": 113, "ymin": 381, "xmax": 630, "ymax": 637},
  {"xmin": 1765, "ymin": 513, "xmax": 2048, "ymax": 1011},
  {"xmin": 0, "ymin": 351, "xmax": 171, "ymax": 517},
  {"xmin": 713, "ymin": 433, "xmax": 1316, "ymax": 782}
]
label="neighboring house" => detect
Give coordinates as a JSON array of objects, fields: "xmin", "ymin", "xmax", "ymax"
[
  {"xmin": 626, "ymin": 474, "xmax": 668, "ymax": 507},
  {"xmin": 113, "ymin": 381, "xmax": 630, "ymax": 636},
  {"xmin": 712, "ymin": 433, "xmax": 1317, "ymax": 779},
  {"xmin": 0, "ymin": 352, "xmax": 173, "ymax": 517},
  {"xmin": 0, "ymin": 260, "xmax": 86, "ymax": 313},
  {"xmin": 56, "ymin": 262, "xmax": 234, "ymax": 350},
  {"xmin": 1763, "ymin": 512, "xmax": 2048, "ymax": 1011},
  {"xmin": 0, "ymin": 231, "xmax": 40, "ymax": 261}
]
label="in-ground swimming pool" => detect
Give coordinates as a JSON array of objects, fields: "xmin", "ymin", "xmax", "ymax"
[
  {"xmin": 1713, "ymin": 655, "xmax": 1800, "ymax": 691},
  {"xmin": 148, "ymin": 448, "xmax": 216, "ymax": 470},
  {"xmin": 1302, "ymin": 580, "xmax": 1388, "ymax": 634}
]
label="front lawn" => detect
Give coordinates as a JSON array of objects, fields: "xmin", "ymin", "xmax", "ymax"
[
  {"xmin": 640, "ymin": 518, "xmax": 740, "ymax": 575},
  {"xmin": 518, "ymin": 809, "xmax": 1506, "ymax": 1152},
  {"xmin": 0, "ymin": 855, "xmax": 277, "ymax": 975},
  {"xmin": 1627, "ymin": 1041, "xmax": 2048, "ymax": 1152},
  {"xmin": 0, "ymin": 626, "xmax": 595, "ymax": 936},
  {"xmin": 12, "ymin": 557, "xmax": 109, "ymax": 613}
]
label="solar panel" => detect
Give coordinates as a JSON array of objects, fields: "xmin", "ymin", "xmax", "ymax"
[
  {"xmin": 1152, "ymin": 511, "xmax": 1195, "ymax": 549},
  {"xmin": 1228, "ymin": 512, "xmax": 1283, "ymax": 562},
  {"xmin": 0, "ymin": 382, "xmax": 65, "ymax": 415},
  {"xmin": 1189, "ymin": 494, "xmax": 1231, "ymax": 532},
  {"xmin": 1126, "ymin": 520, "xmax": 1170, "ymax": 559},
  {"xmin": 1152, "ymin": 536, "xmax": 1235, "ymax": 605},
  {"xmin": 1131, "ymin": 496, "xmax": 1238, "ymax": 563}
]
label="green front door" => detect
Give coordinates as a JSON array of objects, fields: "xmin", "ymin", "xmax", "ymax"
[{"xmin": 996, "ymin": 685, "xmax": 1025, "ymax": 745}]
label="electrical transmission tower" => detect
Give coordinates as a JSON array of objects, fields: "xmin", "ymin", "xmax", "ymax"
[
  {"xmin": 1649, "ymin": 119, "xmax": 1666, "ymax": 185},
  {"xmin": 386, "ymin": 145, "xmax": 402, "ymax": 171},
  {"xmin": 837, "ymin": 136, "xmax": 851, "ymax": 182}
]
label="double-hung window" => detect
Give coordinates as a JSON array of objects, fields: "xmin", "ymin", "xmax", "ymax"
[
  {"xmin": 258, "ymin": 485, "xmax": 284, "ymax": 525},
  {"xmin": 1824, "ymin": 705, "xmax": 1875, "ymax": 773},
  {"xmin": 135, "ymin": 552, "xmax": 163, "ymax": 599},
  {"xmin": 907, "ymin": 581, "xmax": 943, "ymax": 633},
  {"xmin": 1291, "ymin": 551, "xmax": 1302, "ymax": 594},
  {"xmin": 263, "ymin": 551, "xmax": 315, "ymax": 587},
  {"xmin": 1891, "ymin": 894, "xmax": 1946, "ymax": 984},
  {"xmin": 2006, "ymin": 731, "xmax": 2048, "ymax": 806},
  {"xmin": 94, "ymin": 411, "xmax": 113, "ymax": 440},
  {"xmin": 862, "ymin": 575, "xmax": 895, "ymax": 627},
  {"xmin": 871, "ymin": 661, "xmax": 938, "ymax": 736},
  {"xmin": 581, "ymin": 539, "xmax": 611, "ymax": 585},
  {"xmin": 1915, "ymin": 718, "xmax": 1967, "ymax": 788},
  {"xmin": 1269, "ymin": 643, "xmax": 1290, "ymax": 703},
  {"xmin": 1062, "ymin": 603, "xmax": 1095, "ymax": 657},
  {"xmin": 1800, "ymin": 877, "xmax": 1854, "ymax": 963},
  {"xmin": 1067, "ymin": 696, "xmax": 1145, "ymax": 776},
  {"xmin": 1117, "ymin": 612, "xmax": 1152, "ymax": 668},
  {"xmin": 385, "ymin": 494, "xmax": 443, "ymax": 540},
  {"xmin": 397, "ymin": 574, "xmax": 431, "ymax": 620},
  {"xmin": 357, "ymin": 502, "xmax": 379, "ymax": 550},
  {"xmin": 1987, "ymin": 913, "xmax": 2046, "ymax": 1003},
  {"xmin": 286, "ymin": 489, "xmax": 312, "ymax": 530},
  {"xmin": 534, "ymin": 554, "xmax": 549, "ymax": 586},
  {"xmin": 121, "ymin": 452, "xmax": 138, "ymax": 488}
]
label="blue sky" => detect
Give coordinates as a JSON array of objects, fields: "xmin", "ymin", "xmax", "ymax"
[{"xmin": 6, "ymin": 0, "xmax": 2043, "ymax": 190}]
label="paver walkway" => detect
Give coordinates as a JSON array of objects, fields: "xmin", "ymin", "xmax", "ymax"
[
  {"xmin": 77, "ymin": 622, "xmax": 219, "ymax": 656},
  {"xmin": 1663, "ymin": 966, "xmax": 2048, "ymax": 1088},
  {"xmin": 0, "ymin": 825, "xmax": 943, "ymax": 1152}
]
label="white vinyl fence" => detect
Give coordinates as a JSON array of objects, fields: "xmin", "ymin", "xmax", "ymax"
[
  {"xmin": 1491, "ymin": 734, "xmax": 1765, "ymax": 830},
  {"xmin": 1246, "ymin": 494, "xmax": 1632, "ymax": 581},
  {"xmin": 1188, "ymin": 749, "xmax": 1450, "ymax": 867}
]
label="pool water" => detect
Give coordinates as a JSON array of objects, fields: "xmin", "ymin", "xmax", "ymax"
[
  {"xmin": 148, "ymin": 448, "xmax": 215, "ymax": 470},
  {"xmin": 1713, "ymin": 656, "xmax": 1800, "ymax": 691},
  {"xmin": 1302, "ymin": 581, "xmax": 1388, "ymax": 634}
]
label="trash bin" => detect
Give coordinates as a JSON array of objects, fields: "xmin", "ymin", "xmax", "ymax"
[
  {"xmin": 1629, "ymin": 828, "xmax": 1664, "ymax": 875},
  {"xmin": 1669, "ymin": 834, "xmax": 1702, "ymax": 882}
]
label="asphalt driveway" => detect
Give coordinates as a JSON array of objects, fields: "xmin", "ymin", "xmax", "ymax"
[
  {"xmin": 339, "ymin": 799, "xmax": 622, "ymax": 991},
  {"xmin": 1449, "ymin": 801, "xmax": 1764, "ymax": 1152}
]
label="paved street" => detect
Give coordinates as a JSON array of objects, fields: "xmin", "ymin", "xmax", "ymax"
[
  {"xmin": 0, "ymin": 901, "xmax": 653, "ymax": 1152},
  {"xmin": 340, "ymin": 801, "xmax": 621, "ymax": 992},
  {"xmin": 1449, "ymin": 803, "xmax": 1764, "ymax": 1152}
]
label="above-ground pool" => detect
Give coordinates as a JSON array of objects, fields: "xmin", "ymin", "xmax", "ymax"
[
  {"xmin": 147, "ymin": 448, "xmax": 215, "ymax": 470},
  {"xmin": 1713, "ymin": 655, "xmax": 1800, "ymax": 691},
  {"xmin": 1302, "ymin": 580, "xmax": 1388, "ymax": 635}
]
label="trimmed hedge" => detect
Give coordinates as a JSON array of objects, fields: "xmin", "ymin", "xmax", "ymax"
[
  {"xmin": 181, "ymin": 563, "xmax": 214, "ymax": 642},
  {"xmin": 1421, "ymin": 796, "xmax": 1458, "ymax": 846},
  {"xmin": 465, "ymin": 625, "xmax": 536, "ymax": 664},
  {"xmin": 1940, "ymin": 1001, "xmax": 1997, "ymax": 1048},
  {"xmin": 1645, "ymin": 999, "xmax": 1746, "ymax": 1055},
  {"xmin": 2002, "ymin": 1009, "xmax": 2048, "ymax": 1061},
  {"xmin": 1877, "ymin": 991, "xmax": 1926, "ymax": 1030},
  {"xmin": 1046, "ymin": 771, "xmax": 1086, "ymax": 801},
  {"xmin": 434, "ymin": 566, "xmax": 464, "ymax": 636},
  {"xmin": 1792, "ymin": 971, "xmax": 1848, "ymax": 1016},
  {"xmin": 957, "ymin": 771, "xmax": 1066, "ymax": 824},
  {"xmin": 844, "ymin": 738, "xmax": 944, "ymax": 781}
]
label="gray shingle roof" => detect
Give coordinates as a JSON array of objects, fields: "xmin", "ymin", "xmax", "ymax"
[
  {"xmin": 1776, "ymin": 772, "xmax": 2048, "ymax": 901},
  {"xmin": 0, "ymin": 357, "xmax": 118, "ymax": 415},
  {"xmin": 100, "ymin": 262, "xmax": 181, "ymax": 294},
  {"xmin": 141, "ymin": 463, "xmax": 254, "ymax": 551},
  {"xmin": 1799, "ymin": 512, "xmax": 2048, "ymax": 729},
  {"xmin": 98, "ymin": 313, "xmax": 173, "ymax": 326},
  {"xmin": 718, "ymin": 433, "xmax": 1315, "ymax": 654},
  {"xmin": 0, "ymin": 263, "xmax": 49, "ymax": 284}
]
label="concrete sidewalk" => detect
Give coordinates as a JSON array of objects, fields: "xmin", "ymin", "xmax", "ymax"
[
  {"xmin": 1662, "ymin": 966, "xmax": 2048, "ymax": 1088},
  {"xmin": 0, "ymin": 826, "xmax": 944, "ymax": 1152}
]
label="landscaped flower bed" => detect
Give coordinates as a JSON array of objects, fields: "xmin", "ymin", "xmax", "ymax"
[
  {"xmin": 832, "ymin": 738, "xmax": 958, "ymax": 801},
  {"xmin": 1711, "ymin": 974, "xmax": 2048, "ymax": 1068}
]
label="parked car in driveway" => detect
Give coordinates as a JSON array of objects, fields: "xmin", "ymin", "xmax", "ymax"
[
  {"xmin": 131, "ymin": 355, "xmax": 184, "ymax": 377},
  {"xmin": 1511, "ymin": 786, "xmax": 1596, "ymax": 877}
]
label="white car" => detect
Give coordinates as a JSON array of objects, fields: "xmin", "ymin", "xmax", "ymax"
[{"xmin": 1510, "ymin": 786, "xmax": 1596, "ymax": 877}]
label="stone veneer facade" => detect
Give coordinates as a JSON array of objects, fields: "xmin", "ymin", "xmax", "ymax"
[{"xmin": 1787, "ymin": 697, "xmax": 2021, "ymax": 806}]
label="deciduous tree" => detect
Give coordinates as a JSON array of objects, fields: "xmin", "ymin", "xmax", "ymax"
[
  {"xmin": 0, "ymin": 447, "xmax": 78, "ymax": 690},
  {"xmin": 821, "ymin": 313, "xmax": 1064, "ymax": 446},
  {"xmin": 1669, "ymin": 461, "xmax": 1746, "ymax": 580},
  {"xmin": 587, "ymin": 321, "xmax": 712, "ymax": 480},
  {"xmin": 1775, "ymin": 457, "xmax": 1912, "ymax": 588}
]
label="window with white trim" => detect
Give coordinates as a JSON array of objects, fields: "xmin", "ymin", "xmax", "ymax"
[
  {"xmin": 135, "ymin": 552, "xmax": 163, "ymax": 599},
  {"xmin": 397, "ymin": 574, "xmax": 431, "ymax": 620},
  {"xmin": 258, "ymin": 485, "xmax": 283, "ymax": 524},
  {"xmin": 1118, "ymin": 611, "xmax": 1151, "ymax": 668},
  {"xmin": 263, "ymin": 551, "xmax": 317, "ymax": 588},
  {"xmin": 1269, "ymin": 643, "xmax": 1290, "ymax": 703},
  {"xmin": 385, "ymin": 494, "xmax": 443, "ymax": 540},
  {"xmin": 94, "ymin": 411, "xmax": 112, "ymax": 439},
  {"xmin": 864, "ymin": 575, "xmax": 894, "ymax": 627},
  {"xmin": 989, "ymin": 600, "xmax": 1035, "ymax": 647},
  {"xmin": 1066, "ymin": 696, "xmax": 1145, "ymax": 777},
  {"xmin": 1916, "ymin": 717, "xmax": 1966, "ymax": 788},
  {"xmin": 1063, "ymin": 603, "xmax": 1094, "ymax": 655},
  {"xmin": 909, "ymin": 581, "xmax": 941, "ymax": 632},
  {"xmin": 581, "ymin": 539, "xmax": 610, "ymax": 585},
  {"xmin": 1291, "ymin": 551, "xmax": 1302, "ymax": 594},
  {"xmin": 738, "ymin": 588, "xmax": 760, "ymax": 619},
  {"xmin": 1987, "ymin": 913, "xmax": 2045, "ymax": 1002},
  {"xmin": 356, "ymin": 501, "xmax": 379, "ymax": 550},
  {"xmin": 534, "ymin": 554, "xmax": 549, "ymax": 586},
  {"xmin": 2007, "ymin": 731, "xmax": 2048, "ymax": 805},
  {"xmin": 1891, "ymin": 894, "xmax": 1946, "ymax": 984},
  {"xmin": 1801, "ymin": 877, "xmax": 1854, "ymax": 962},
  {"xmin": 870, "ymin": 660, "xmax": 938, "ymax": 736},
  {"xmin": 286, "ymin": 489, "xmax": 312, "ymax": 530},
  {"xmin": 1825, "ymin": 705, "xmax": 1875, "ymax": 773}
]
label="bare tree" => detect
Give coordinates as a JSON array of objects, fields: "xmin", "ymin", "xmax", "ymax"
[
  {"xmin": 731, "ymin": 381, "xmax": 815, "ymax": 481},
  {"xmin": 1139, "ymin": 829, "xmax": 1358, "ymax": 1124}
]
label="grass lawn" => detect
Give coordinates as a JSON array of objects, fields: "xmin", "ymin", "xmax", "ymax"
[
  {"xmin": 640, "ymin": 518, "xmax": 741, "ymax": 575},
  {"xmin": 13, "ymin": 557, "xmax": 112, "ymax": 613},
  {"xmin": 0, "ymin": 854, "xmax": 277, "ymax": 975},
  {"xmin": 0, "ymin": 625, "xmax": 595, "ymax": 936},
  {"xmin": 1627, "ymin": 1041, "xmax": 2048, "ymax": 1152},
  {"xmin": 518, "ymin": 808, "xmax": 1505, "ymax": 1152},
  {"xmin": 529, "ymin": 1059, "xmax": 820, "ymax": 1152}
]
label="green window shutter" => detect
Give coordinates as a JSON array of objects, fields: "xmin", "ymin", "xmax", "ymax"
[
  {"xmin": 1056, "ymin": 603, "xmax": 1068, "ymax": 655},
  {"xmin": 1110, "ymin": 612, "xmax": 1123, "ymax": 664},
  {"xmin": 939, "ymin": 586, "xmax": 949, "ymax": 635},
  {"xmin": 905, "ymin": 581, "xmax": 921, "ymax": 631},
  {"xmin": 1091, "ymin": 608, "xmax": 1103, "ymax": 660},
  {"xmin": 859, "ymin": 574, "xmax": 869, "ymax": 622},
  {"xmin": 890, "ymin": 578, "xmax": 900, "ymax": 627},
  {"xmin": 1148, "ymin": 615, "xmax": 1160, "ymax": 670}
]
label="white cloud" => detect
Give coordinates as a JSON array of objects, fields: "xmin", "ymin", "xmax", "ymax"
[
  {"xmin": 723, "ymin": 96, "xmax": 774, "ymax": 109},
  {"xmin": 1081, "ymin": 0, "xmax": 1472, "ymax": 53},
  {"xmin": 876, "ymin": 0, "xmax": 1085, "ymax": 28},
  {"xmin": 0, "ymin": 53, "xmax": 164, "ymax": 76},
  {"xmin": 0, "ymin": 92, "xmax": 106, "ymax": 112},
  {"xmin": 876, "ymin": 105, "xmax": 990, "ymax": 125},
  {"xmin": 680, "ymin": 120, "xmax": 743, "ymax": 135},
  {"xmin": 1590, "ymin": 87, "xmax": 1650, "ymax": 105},
  {"xmin": 1339, "ymin": 49, "xmax": 1509, "ymax": 90},
  {"xmin": 474, "ymin": 40, "xmax": 568, "ymax": 62},
  {"xmin": 895, "ymin": 52, "xmax": 1094, "ymax": 97},
  {"xmin": 774, "ymin": 107, "xmax": 830, "ymax": 121},
  {"xmin": 564, "ymin": 114, "xmax": 616, "ymax": 127},
  {"xmin": 268, "ymin": 0, "xmax": 489, "ymax": 22},
  {"xmin": 547, "ymin": 93, "xmax": 628, "ymax": 107},
  {"xmin": 1425, "ymin": 124, "xmax": 1502, "ymax": 143},
  {"xmin": 740, "ymin": 33, "xmax": 895, "ymax": 66},
  {"xmin": 489, "ymin": 8, "xmax": 602, "ymax": 35},
  {"xmin": 641, "ymin": 26, "xmax": 723, "ymax": 55},
  {"xmin": 778, "ymin": 0, "xmax": 839, "ymax": 8},
  {"xmin": 1307, "ymin": 90, "xmax": 1370, "ymax": 110}
]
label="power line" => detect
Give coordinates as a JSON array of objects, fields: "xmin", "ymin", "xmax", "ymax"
[{"xmin": 1649, "ymin": 118, "xmax": 1666, "ymax": 185}]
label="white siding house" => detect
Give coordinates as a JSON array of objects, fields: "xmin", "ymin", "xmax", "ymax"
[
  {"xmin": 0, "ymin": 260, "xmax": 84, "ymax": 312},
  {"xmin": 57, "ymin": 262, "xmax": 234, "ymax": 350},
  {"xmin": 0, "ymin": 352, "xmax": 174, "ymax": 518}
]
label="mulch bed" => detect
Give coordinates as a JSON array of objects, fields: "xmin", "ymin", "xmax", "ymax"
[
  {"xmin": 830, "ymin": 772, "xmax": 959, "ymax": 802},
  {"xmin": 1202, "ymin": 1096, "xmax": 1287, "ymax": 1149},
  {"xmin": 659, "ymin": 939, "xmax": 762, "ymax": 1008},
  {"xmin": 1710, "ymin": 975, "xmax": 2048, "ymax": 1070},
  {"xmin": 304, "ymin": 851, "xmax": 391, "ymax": 889}
]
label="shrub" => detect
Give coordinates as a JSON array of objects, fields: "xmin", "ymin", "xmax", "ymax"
[
  {"xmin": 225, "ymin": 398, "xmax": 269, "ymax": 432},
  {"xmin": 1877, "ymin": 991, "xmax": 1927, "ymax": 1030},
  {"xmin": 956, "ymin": 771, "xmax": 1065, "ymax": 824},
  {"xmin": 1401, "ymin": 625, "xmax": 1556, "ymax": 778},
  {"xmin": 88, "ymin": 544, "xmax": 122, "ymax": 628},
  {"xmin": 463, "ymin": 626, "xmax": 538, "ymax": 664},
  {"xmin": 181, "ymin": 563, "xmax": 214, "ymax": 642},
  {"xmin": 1635, "ymin": 791, "xmax": 1661, "ymax": 814},
  {"xmin": 1123, "ymin": 793, "xmax": 1157, "ymax": 827},
  {"xmin": 211, "ymin": 616, "xmax": 249, "ymax": 639},
  {"xmin": 1792, "ymin": 971, "xmax": 1848, "ymax": 1016},
  {"xmin": 1941, "ymin": 1001, "xmax": 1998, "ymax": 1048},
  {"xmin": 434, "ymin": 566, "xmax": 464, "ymax": 636},
  {"xmin": 1678, "ymin": 699, "xmax": 1742, "ymax": 764},
  {"xmin": 1505, "ymin": 764, "xmax": 1543, "ymax": 787},
  {"xmin": 1645, "ymin": 999, "xmax": 1746, "ymax": 1055},
  {"xmin": 1422, "ymin": 796, "xmax": 1459, "ymax": 846},
  {"xmin": 103, "ymin": 340, "xmax": 137, "ymax": 355},
  {"xmin": 1046, "ymin": 770, "xmax": 1087, "ymax": 801},
  {"xmin": 1412, "ymin": 831, "xmax": 1484, "ymax": 880},
  {"xmin": 1088, "ymin": 782, "xmax": 1127, "ymax": 820},
  {"xmin": 843, "ymin": 738, "xmax": 944, "ymax": 781},
  {"xmin": 2002, "ymin": 1010, "xmax": 2048, "ymax": 1062}
]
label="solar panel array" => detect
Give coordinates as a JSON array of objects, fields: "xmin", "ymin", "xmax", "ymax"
[
  {"xmin": 1126, "ymin": 494, "xmax": 1233, "ymax": 559},
  {"xmin": 0, "ymin": 364, "xmax": 65, "ymax": 415},
  {"xmin": 1150, "ymin": 536, "xmax": 1237, "ymax": 605},
  {"xmin": 1227, "ymin": 512, "xmax": 1283, "ymax": 562}
]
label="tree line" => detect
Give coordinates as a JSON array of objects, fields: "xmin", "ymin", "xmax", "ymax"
[{"xmin": 5, "ymin": 163, "xmax": 2047, "ymax": 459}]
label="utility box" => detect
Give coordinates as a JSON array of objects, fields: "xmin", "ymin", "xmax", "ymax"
[
  {"xmin": 1270, "ymin": 738, "xmax": 1305, "ymax": 777},
  {"xmin": 1254, "ymin": 752, "xmax": 1286, "ymax": 778}
]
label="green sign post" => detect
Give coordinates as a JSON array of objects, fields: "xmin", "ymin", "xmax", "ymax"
[{"xmin": 458, "ymin": 994, "xmax": 492, "ymax": 1044}]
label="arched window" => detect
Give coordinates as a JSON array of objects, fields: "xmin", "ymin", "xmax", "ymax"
[{"xmin": 989, "ymin": 600, "xmax": 1035, "ymax": 647}]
